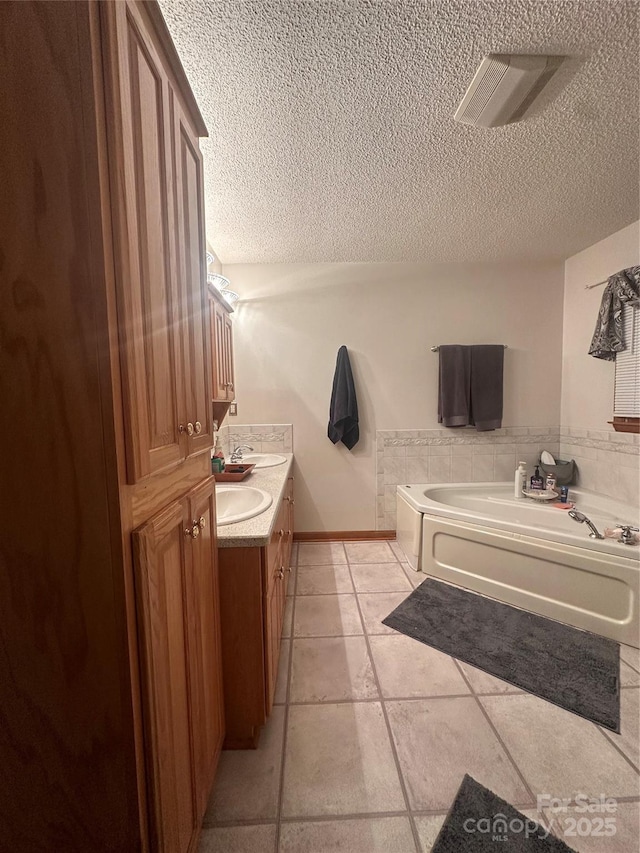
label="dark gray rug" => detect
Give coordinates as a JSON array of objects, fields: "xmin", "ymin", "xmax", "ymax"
[
  {"xmin": 382, "ymin": 579, "xmax": 620, "ymax": 732},
  {"xmin": 432, "ymin": 775, "xmax": 576, "ymax": 851}
]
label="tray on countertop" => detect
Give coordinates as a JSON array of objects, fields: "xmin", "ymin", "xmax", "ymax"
[{"xmin": 214, "ymin": 463, "xmax": 256, "ymax": 483}]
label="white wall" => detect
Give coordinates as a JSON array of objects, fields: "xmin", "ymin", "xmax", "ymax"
[
  {"xmin": 561, "ymin": 221, "xmax": 640, "ymax": 430},
  {"xmin": 225, "ymin": 262, "xmax": 564, "ymax": 530},
  {"xmin": 560, "ymin": 221, "xmax": 640, "ymax": 507}
]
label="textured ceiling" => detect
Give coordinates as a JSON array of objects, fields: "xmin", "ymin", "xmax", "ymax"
[{"xmin": 159, "ymin": 0, "xmax": 639, "ymax": 264}]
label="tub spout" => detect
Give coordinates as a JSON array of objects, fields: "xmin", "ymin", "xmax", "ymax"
[{"xmin": 568, "ymin": 510, "xmax": 604, "ymax": 540}]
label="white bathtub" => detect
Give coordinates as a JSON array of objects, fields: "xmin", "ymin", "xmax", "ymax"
[{"xmin": 396, "ymin": 482, "xmax": 640, "ymax": 647}]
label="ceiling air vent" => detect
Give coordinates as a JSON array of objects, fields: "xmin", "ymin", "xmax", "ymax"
[{"xmin": 454, "ymin": 54, "xmax": 563, "ymax": 128}]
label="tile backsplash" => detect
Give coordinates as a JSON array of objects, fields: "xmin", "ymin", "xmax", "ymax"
[
  {"xmin": 216, "ymin": 423, "xmax": 293, "ymax": 457},
  {"xmin": 560, "ymin": 427, "xmax": 639, "ymax": 509},
  {"xmin": 376, "ymin": 426, "xmax": 561, "ymax": 530}
]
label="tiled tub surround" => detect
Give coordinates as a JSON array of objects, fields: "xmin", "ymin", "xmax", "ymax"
[
  {"xmin": 376, "ymin": 427, "xmax": 561, "ymax": 530},
  {"xmin": 216, "ymin": 423, "xmax": 293, "ymax": 458},
  {"xmin": 199, "ymin": 539, "xmax": 640, "ymax": 853},
  {"xmin": 560, "ymin": 427, "xmax": 640, "ymax": 509}
]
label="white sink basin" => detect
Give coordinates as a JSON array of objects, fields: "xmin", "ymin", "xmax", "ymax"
[
  {"xmin": 241, "ymin": 453, "xmax": 287, "ymax": 469},
  {"xmin": 216, "ymin": 485, "xmax": 273, "ymax": 526}
]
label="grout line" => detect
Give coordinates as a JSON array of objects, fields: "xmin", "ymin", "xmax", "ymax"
[
  {"xmin": 204, "ymin": 794, "xmax": 640, "ymax": 831},
  {"xmin": 596, "ymin": 724, "xmax": 640, "ymax": 776},
  {"xmin": 274, "ymin": 542, "xmax": 300, "ymax": 852},
  {"xmin": 202, "ymin": 817, "xmax": 278, "ymax": 830},
  {"xmin": 280, "ymin": 809, "xmax": 410, "ymax": 824},
  {"xmin": 345, "ymin": 552, "xmax": 423, "ymax": 853},
  {"xmin": 621, "ymin": 656, "xmax": 640, "ymax": 676},
  {"xmin": 296, "ymin": 588, "xmax": 411, "ymax": 597},
  {"xmin": 275, "ymin": 689, "xmax": 524, "ymax": 707},
  {"xmin": 452, "ymin": 659, "xmax": 538, "ymax": 807},
  {"xmin": 288, "ymin": 631, "xmax": 365, "ymax": 639}
]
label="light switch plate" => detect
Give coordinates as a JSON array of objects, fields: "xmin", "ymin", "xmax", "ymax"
[{"xmin": 229, "ymin": 402, "xmax": 238, "ymax": 416}]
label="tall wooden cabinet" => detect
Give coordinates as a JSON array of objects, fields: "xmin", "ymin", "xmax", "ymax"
[{"xmin": 0, "ymin": 2, "xmax": 223, "ymax": 851}]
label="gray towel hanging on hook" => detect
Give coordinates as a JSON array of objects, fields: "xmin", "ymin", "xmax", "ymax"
[{"xmin": 328, "ymin": 346, "xmax": 359, "ymax": 450}]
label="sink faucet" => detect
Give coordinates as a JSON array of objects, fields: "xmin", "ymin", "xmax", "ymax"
[
  {"xmin": 230, "ymin": 444, "xmax": 254, "ymax": 463},
  {"xmin": 568, "ymin": 510, "xmax": 604, "ymax": 540}
]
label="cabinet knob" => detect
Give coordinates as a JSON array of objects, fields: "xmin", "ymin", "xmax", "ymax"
[
  {"xmin": 184, "ymin": 524, "xmax": 200, "ymax": 539},
  {"xmin": 198, "ymin": 516, "xmax": 206, "ymax": 530},
  {"xmin": 278, "ymin": 567, "xmax": 284, "ymax": 579},
  {"xmin": 286, "ymin": 566, "xmax": 292, "ymax": 573},
  {"xmin": 194, "ymin": 421, "xmax": 202, "ymax": 435},
  {"xmin": 186, "ymin": 422, "xmax": 195, "ymax": 436},
  {"xmin": 279, "ymin": 529, "xmax": 284, "ymax": 537}
]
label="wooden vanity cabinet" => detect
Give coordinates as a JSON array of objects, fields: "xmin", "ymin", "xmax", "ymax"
[{"xmin": 218, "ymin": 477, "xmax": 294, "ymax": 748}]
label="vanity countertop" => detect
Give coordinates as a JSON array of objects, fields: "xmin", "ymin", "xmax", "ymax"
[{"xmin": 215, "ymin": 453, "xmax": 294, "ymax": 548}]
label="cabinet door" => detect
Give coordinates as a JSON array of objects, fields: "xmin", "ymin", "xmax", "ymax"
[
  {"xmin": 107, "ymin": 2, "xmax": 184, "ymax": 481},
  {"xmin": 283, "ymin": 478, "xmax": 295, "ymax": 593},
  {"xmin": 133, "ymin": 499, "xmax": 196, "ymax": 853},
  {"xmin": 223, "ymin": 312, "xmax": 235, "ymax": 399},
  {"xmin": 185, "ymin": 478, "xmax": 224, "ymax": 819},
  {"xmin": 265, "ymin": 566, "xmax": 284, "ymax": 714},
  {"xmin": 172, "ymin": 94, "xmax": 212, "ymax": 457},
  {"xmin": 209, "ymin": 295, "xmax": 234, "ymax": 403}
]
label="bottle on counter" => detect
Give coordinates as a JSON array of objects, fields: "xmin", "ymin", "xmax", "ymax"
[
  {"xmin": 514, "ymin": 461, "xmax": 527, "ymax": 498},
  {"xmin": 545, "ymin": 471, "xmax": 557, "ymax": 492},
  {"xmin": 211, "ymin": 441, "xmax": 225, "ymax": 474},
  {"xmin": 530, "ymin": 465, "xmax": 544, "ymax": 491}
]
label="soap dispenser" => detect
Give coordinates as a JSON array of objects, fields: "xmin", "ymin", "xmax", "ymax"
[
  {"xmin": 514, "ymin": 461, "xmax": 527, "ymax": 498},
  {"xmin": 530, "ymin": 465, "xmax": 544, "ymax": 491}
]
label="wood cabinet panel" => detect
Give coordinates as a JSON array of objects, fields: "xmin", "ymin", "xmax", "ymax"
[
  {"xmin": 223, "ymin": 312, "xmax": 235, "ymax": 397},
  {"xmin": 186, "ymin": 480, "xmax": 225, "ymax": 819},
  {"xmin": 210, "ymin": 291, "xmax": 234, "ymax": 402},
  {"xmin": 0, "ymin": 3, "xmax": 142, "ymax": 847},
  {"xmin": 219, "ymin": 477, "xmax": 294, "ymax": 746},
  {"xmin": 0, "ymin": 2, "xmax": 217, "ymax": 848},
  {"xmin": 218, "ymin": 547, "xmax": 267, "ymax": 749},
  {"xmin": 172, "ymin": 94, "xmax": 212, "ymax": 458},
  {"xmin": 112, "ymin": 2, "xmax": 184, "ymax": 482},
  {"xmin": 134, "ymin": 476, "xmax": 224, "ymax": 850},
  {"xmin": 134, "ymin": 500, "xmax": 196, "ymax": 853}
]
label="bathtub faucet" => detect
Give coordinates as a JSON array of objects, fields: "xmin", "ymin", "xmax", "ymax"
[{"xmin": 568, "ymin": 510, "xmax": 604, "ymax": 540}]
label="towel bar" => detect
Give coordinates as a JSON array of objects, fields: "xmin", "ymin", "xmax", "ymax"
[{"xmin": 430, "ymin": 344, "xmax": 508, "ymax": 352}]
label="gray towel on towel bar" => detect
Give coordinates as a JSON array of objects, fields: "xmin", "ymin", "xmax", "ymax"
[
  {"xmin": 437, "ymin": 345, "xmax": 471, "ymax": 427},
  {"xmin": 470, "ymin": 344, "xmax": 504, "ymax": 431},
  {"xmin": 438, "ymin": 345, "xmax": 504, "ymax": 432}
]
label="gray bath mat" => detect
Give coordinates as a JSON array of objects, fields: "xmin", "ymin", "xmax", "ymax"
[
  {"xmin": 382, "ymin": 579, "xmax": 620, "ymax": 732},
  {"xmin": 432, "ymin": 774, "xmax": 576, "ymax": 851}
]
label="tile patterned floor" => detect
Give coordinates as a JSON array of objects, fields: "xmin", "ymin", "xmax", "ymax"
[{"xmin": 200, "ymin": 540, "xmax": 640, "ymax": 853}]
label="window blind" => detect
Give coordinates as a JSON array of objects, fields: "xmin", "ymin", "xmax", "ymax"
[{"xmin": 614, "ymin": 303, "xmax": 640, "ymax": 416}]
